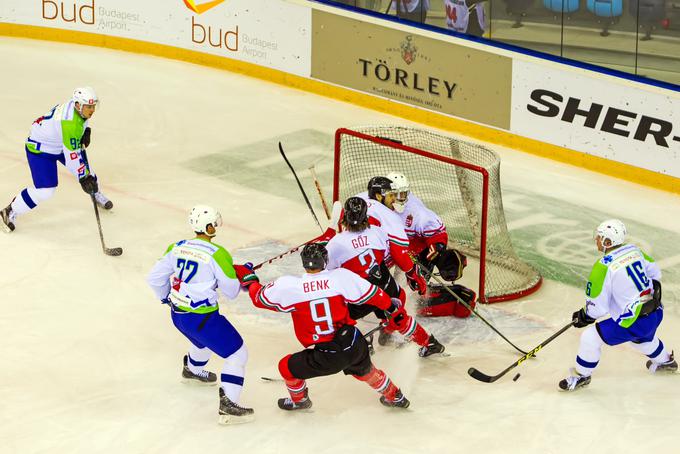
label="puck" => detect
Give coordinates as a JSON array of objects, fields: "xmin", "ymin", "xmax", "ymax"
[{"xmin": 512, "ymin": 373, "xmax": 521, "ymax": 382}]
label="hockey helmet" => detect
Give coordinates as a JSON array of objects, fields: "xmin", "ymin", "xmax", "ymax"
[
  {"xmin": 367, "ymin": 176, "xmax": 395, "ymax": 200},
  {"xmin": 595, "ymin": 219, "xmax": 626, "ymax": 249},
  {"xmin": 385, "ymin": 172, "xmax": 409, "ymax": 213},
  {"xmin": 73, "ymin": 86, "xmax": 98, "ymax": 106},
  {"xmin": 343, "ymin": 197, "xmax": 368, "ymax": 227},
  {"xmin": 189, "ymin": 205, "xmax": 222, "ymax": 237},
  {"xmin": 301, "ymin": 243, "xmax": 328, "ymax": 271}
]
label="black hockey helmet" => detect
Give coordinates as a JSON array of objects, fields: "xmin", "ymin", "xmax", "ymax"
[
  {"xmin": 367, "ymin": 176, "xmax": 395, "ymax": 200},
  {"xmin": 343, "ymin": 197, "xmax": 368, "ymax": 226},
  {"xmin": 301, "ymin": 243, "xmax": 328, "ymax": 270}
]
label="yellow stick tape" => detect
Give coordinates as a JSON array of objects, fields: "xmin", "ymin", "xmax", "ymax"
[{"xmin": 2, "ymin": 23, "xmax": 678, "ymax": 194}]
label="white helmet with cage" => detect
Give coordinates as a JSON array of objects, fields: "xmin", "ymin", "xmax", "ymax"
[
  {"xmin": 386, "ymin": 171, "xmax": 410, "ymax": 213},
  {"xmin": 596, "ymin": 219, "xmax": 626, "ymax": 250},
  {"xmin": 189, "ymin": 205, "xmax": 222, "ymax": 237}
]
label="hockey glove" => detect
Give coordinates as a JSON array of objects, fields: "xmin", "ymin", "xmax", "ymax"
[
  {"xmin": 572, "ymin": 308, "xmax": 596, "ymax": 328},
  {"xmin": 405, "ymin": 265, "xmax": 427, "ymax": 295},
  {"xmin": 81, "ymin": 127, "xmax": 91, "ymax": 148},
  {"xmin": 79, "ymin": 174, "xmax": 98, "ymax": 195},
  {"xmin": 425, "ymin": 242, "xmax": 446, "ymax": 262},
  {"xmin": 385, "ymin": 298, "xmax": 407, "ymax": 328},
  {"xmin": 234, "ymin": 263, "xmax": 259, "ymax": 288},
  {"xmin": 161, "ymin": 297, "xmax": 172, "ymax": 306}
]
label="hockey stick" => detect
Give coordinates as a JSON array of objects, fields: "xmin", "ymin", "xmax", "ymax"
[
  {"xmin": 308, "ymin": 164, "xmax": 331, "ymax": 220},
  {"xmin": 81, "ymin": 149, "xmax": 123, "ymax": 257},
  {"xmin": 260, "ymin": 322, "xmax": 388, "ymax": 382},
  {"xmin": 278, "ymin": 142, "xmax": 323, "ymax": 233},
  {"xmin": 467, "ymin": 322, "xmax": 573, "ymax": 383},
  {"xmin": 252, "ymin": 241, "xmax": 307, "ymax": 271},
  {"xmin": 413, "ymin": 257, "xmax": 528, "ymax": 355}
]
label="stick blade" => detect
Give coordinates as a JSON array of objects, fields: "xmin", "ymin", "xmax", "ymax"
[
  {"xmin": 105, "ymin": 247, "xmax": 123, "ymax": 256},
  {"xmin": 467, "ymin": 367, "xmax": 498, "ymax": 383}
]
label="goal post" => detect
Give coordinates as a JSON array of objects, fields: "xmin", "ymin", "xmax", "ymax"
[{"xmin": 332, "ymin": 126, "xmax": 542, "ymax": 303}]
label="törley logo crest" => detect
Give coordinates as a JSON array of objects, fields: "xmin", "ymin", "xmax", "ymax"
[
  {"xmin": 183, "ymin": 0, "xmax": 227, "ymax": 14},
  {"xmin": 400, "ymin": 36, "xmax": 417, "ymax": 65}
]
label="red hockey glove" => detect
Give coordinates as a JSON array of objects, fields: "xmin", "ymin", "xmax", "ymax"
[
  {"xmin": 234, "ymin": 263, "xmax": 259, "ymax": 288},
  {"xmin": 425, "ymin": 242, "xmax": 446, "ymax": 262},
  {"xmin": 405, "ymin": 265, "xmax": 427, "ymax": 295},
  {"xmin": 384, "ymin": 298, "xmax": 407, "ymax": 329}
]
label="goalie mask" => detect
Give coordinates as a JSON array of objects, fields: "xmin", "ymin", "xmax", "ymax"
[
  {"xmin": 367, "ymin": 176, "xmax": 395, "ymax": 201},
  {"xmin": 385, "ymin": 172, "xmax": 409, "ymax": 213},
  {"xmin": 301, "ymin": 243, "xmax": 328, "ymax": 271}
]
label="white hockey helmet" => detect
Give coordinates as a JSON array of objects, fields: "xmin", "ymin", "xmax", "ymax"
[
  {"xmin": 386, "ymin": 171, "xmax": 409, "ymax": 213},
  {"xmin": 595, "ymin": 219, "xmax": 626, "ymax": 249},
  {"xmin": 189, "ymin": 205, "xmax": 222, "ymax": 237},
  {"xmin": 73, "ymin": 86, "xmax": 98, "ymax": 108}
]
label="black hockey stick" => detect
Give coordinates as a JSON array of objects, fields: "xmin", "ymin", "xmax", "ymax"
[
  {"xmin": 261, "ymin": 322, "xmax": 388, "ymax": 382},
  {"xmin": 279, "ymin": 142, "xmax": 323, "ymax": 233},
  {"xmin": 467, "ymin": 322, "xmax": 572, "ymax": 383},
  {"xmin": 81, "ymin": 149, "xmax": 123, "ymax": 256},
  {"xmin": 414, "ymin": 257, "xmax": 528, "ymax": 355}
]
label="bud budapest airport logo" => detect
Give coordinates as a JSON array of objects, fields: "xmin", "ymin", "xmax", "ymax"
[
  {"xmin": 184, "ymin": 0, "xmax": 239, "ymax": 52},
  {"xmin": 183, "ymin": 0, "xmax": 227, "ymax": 14}
]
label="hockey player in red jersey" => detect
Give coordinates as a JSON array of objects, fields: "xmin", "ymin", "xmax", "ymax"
[
  {"xmin": 326, "ymin": 197, "xmax": 445, "ymax": 357},
  {"xmin": 372, "ymin": 173, "xmax": 476, "ymax": 319},
  {"xmin": 233, "ymin": 243, "xmax": 411, "ymax": 411}
]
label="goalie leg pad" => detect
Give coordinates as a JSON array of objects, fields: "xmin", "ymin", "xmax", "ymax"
[{"xmin": 417, "ymin": 284, "xmax": 477, "ymax": 318}]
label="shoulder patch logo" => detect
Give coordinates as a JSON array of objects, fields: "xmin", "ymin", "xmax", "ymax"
[{"xmin": 602, "ymin": 255, "xmax": 613, "ymax": 264}]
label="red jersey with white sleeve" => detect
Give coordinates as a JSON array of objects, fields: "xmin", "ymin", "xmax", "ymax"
[
  {"xmin": 395, "ymin": 193, "xmax": 448, "ymax": 255},
  {"xmin": 356, "ymin": 192, "xmax": 413, "ymax": 272},
  {"xmin": 326, "ymin": 227, "xmax": 389, "ymax": 279},
  {"xmin": 247, "ymin": 268, "xmax": 391, "ymax": 347}
]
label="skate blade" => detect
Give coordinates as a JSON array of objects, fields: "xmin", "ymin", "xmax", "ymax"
[
  {"xmin": 181, "ymin": 378, "xmax": 218, "ymax": 386},
  {"xmin": 0, "ymin": 222, "xmax": 12, "ymax": 233},
  {"xmin": 218, "ymin": 413, "xmax": 255, "ymax": 425}
]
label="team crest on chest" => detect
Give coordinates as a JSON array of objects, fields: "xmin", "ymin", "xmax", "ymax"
[{"xmin": 406, "ymin": 214, "xmax": 413, "ymax": 227}]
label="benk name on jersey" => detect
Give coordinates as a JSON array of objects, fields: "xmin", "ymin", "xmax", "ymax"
[{"xmin": 303, "ymin": 280, "xmax": 330, "ymax": 293}]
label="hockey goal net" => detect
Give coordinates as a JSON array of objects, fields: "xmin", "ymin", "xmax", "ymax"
[{"xmin": 333, "ymin": 126, "xmax": 542, "ymax": 303}]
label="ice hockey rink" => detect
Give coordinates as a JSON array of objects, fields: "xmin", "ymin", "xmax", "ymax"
[{"xmin": 1, "ymin": 37, "xmax": 679, "ymax": 454}]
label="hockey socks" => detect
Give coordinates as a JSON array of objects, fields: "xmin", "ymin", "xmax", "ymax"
[
  {"xmin": 354, "ymin": 365, "xmax": 400, "ymax": 402},
  {"xmin": 385, "ymin": 314, "xmax": 430, "ymax": 347},
  {"xmin": 11, "ymin": 187, "xmax": 55, "ymax": 215},
  {"xmin": 186, "ymin": 346, "xmax": 212, "ymax": 375},
  {"xmin": 220, "ymin": 344, "xmax": 248, "ymax": 403},
  {"xmin": 283, "ymin": 378, "xmax": 308, "ymax": 403}
]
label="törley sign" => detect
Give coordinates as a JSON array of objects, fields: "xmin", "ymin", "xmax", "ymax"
[{"xmin": 311, "ymin": 10, "xmax": 513, "ymax": 129}]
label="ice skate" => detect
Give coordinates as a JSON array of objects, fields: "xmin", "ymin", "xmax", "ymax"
[
  {"xmin": 380, "ymin": 389, "xmax": 410, "ymax": 409},
  {"xmin": 218, "ymin": 388, "xmax": 254, "ymax": 424},
  {"xmin": 181, "ymin": 355, "xmax": 217, "ymax": 385},
  {"xmin": 377, "ymin": 328, "xmax": 396, "ymax": 346},
  {"xmin": 0, "ymin": 203, "xmax": 16, "ymax": 233},
  {"xmin": 646, "ymin": 351, "xmax": 678, "ymax": 373},
  {"xmin": 278, "ymin": 389, "xmax": 313, "ymax": 411},
  {"xmin": 418, "ymin": 334, "xmax": 445, "ymax": 357},
  {"xmin": 558, "ymin": 368, "xmax": 592, "ymax": 391},
  {"xmin": 94, "ymin": 191, "xmax": 113, "ymax": 210}
]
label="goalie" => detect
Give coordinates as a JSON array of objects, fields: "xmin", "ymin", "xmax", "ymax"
[{"xmin": 368, "ymin": 173, "xmax": 476, "ymax": 319}]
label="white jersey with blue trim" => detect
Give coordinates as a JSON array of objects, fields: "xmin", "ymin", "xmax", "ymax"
[
  {"xmin": 584, "ymin": 243, "xmax": 661, "ymax": 327},
  {"xmin": 27, "ymin": 100, "xmax": 89, "ymax": 156},
  {"xmin": 146, "ymin": 238, "xmax": 241, "ymax": 313}
]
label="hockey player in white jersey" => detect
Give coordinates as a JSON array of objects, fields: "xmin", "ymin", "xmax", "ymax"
[
  {"xmin": 326, "ymin": 197, "xmax": 445, "ymax": 357},
  {"xmin": 560, "ymin": 219, "xmax": 677, "ymax": 392},
  {"xmin": 383, "ymin": 172, "xmax": 474, "ymax": 318},
  {"xmin": 147, "ymin": 205, "xmax": 254, "ymax": 424},
  {"xmin": 0, "ymin": 87, "xmax": 113, "ymax": 233}
]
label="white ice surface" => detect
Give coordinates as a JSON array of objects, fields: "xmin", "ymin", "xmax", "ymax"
[{"xmin": 1, "ymin": 38, "xmax": 680, "ymax": 454}]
